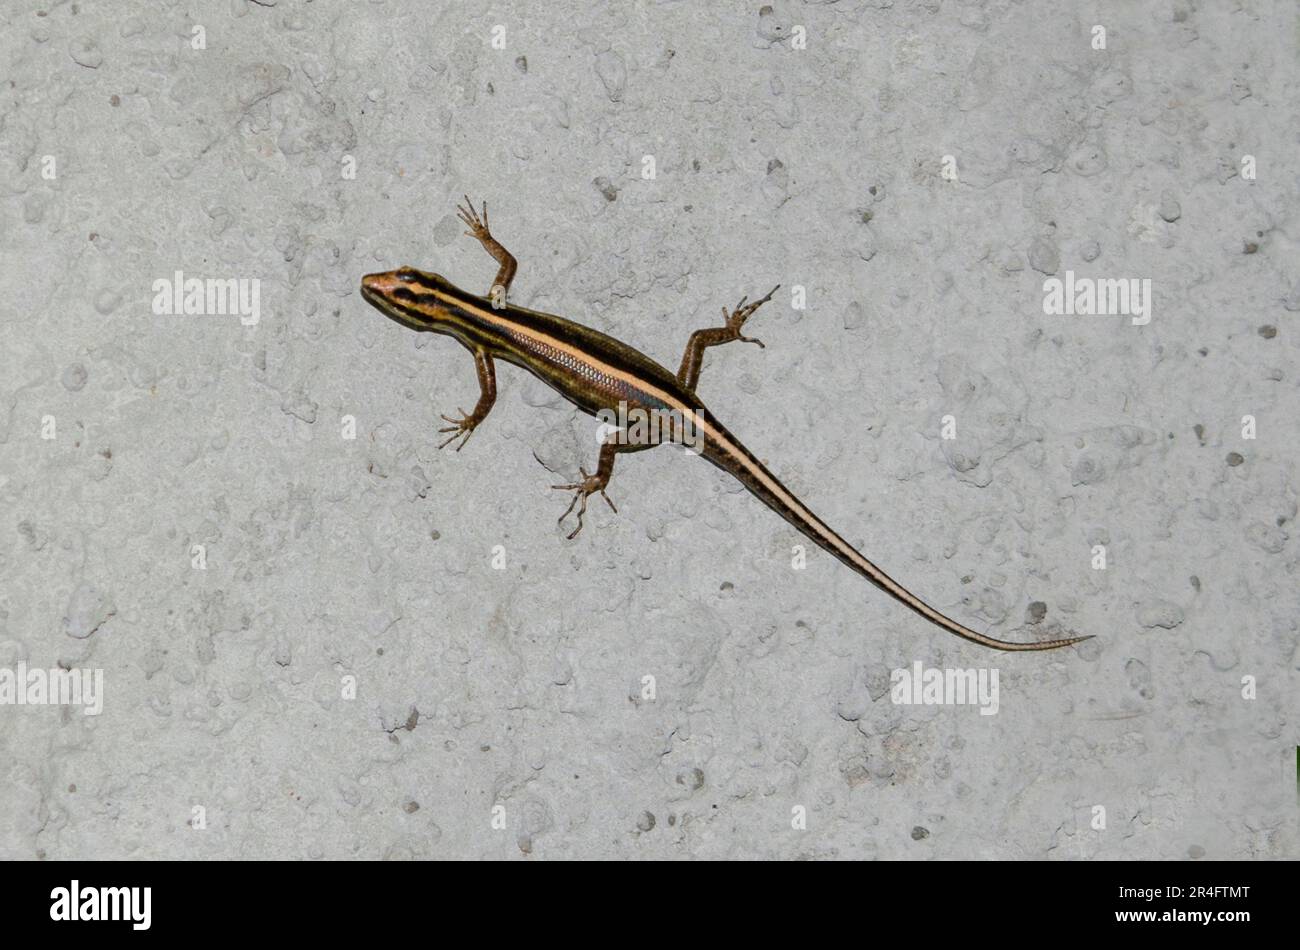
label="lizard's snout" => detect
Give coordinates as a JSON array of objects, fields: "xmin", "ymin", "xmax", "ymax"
[{"xmin": 361, "ymin": 272, "xmax": 397, "ymax": 296}]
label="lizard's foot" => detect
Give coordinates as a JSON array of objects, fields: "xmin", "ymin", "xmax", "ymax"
[
  {"xmin": 437, "ymin": 407, "xmax": 481, "ymax": 451},
  {"xmin": 551, "ymin": 466, "xmax": 618, "ymax": 540},
  {"xmin": 456, "ymin": 195, "xmax": 494, "ymax": 246},
  {"xmin": 721, "ymin": 284, "xmax": 780, "ymax": 348}
]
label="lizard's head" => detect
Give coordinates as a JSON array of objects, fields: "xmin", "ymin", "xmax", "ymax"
[{"xmin": 361, "ymin": 267, "xmax": 457, "ymax": 332}]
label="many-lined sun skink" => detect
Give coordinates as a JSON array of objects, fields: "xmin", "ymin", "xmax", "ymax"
[{"xmin": 360, "ymin": 198, "xmax": 1090, "ymax": 652}]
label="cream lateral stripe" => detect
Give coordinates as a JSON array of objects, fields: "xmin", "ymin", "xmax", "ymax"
[
  {"xmin": 417, "ymin": 287, "xmax": 1081, "ymax": 651},
  {"xmin": 433, "ymin": 289, "xmax": 698, "ymax": 407},
  {"xmin": 440, "ymin": 290, "xmax": 863, "ymax": 557},
  {"xmin": 703, "ymin": 428, "xmax": 917, "ymax": 601},
  {"xmin": 435, "ymin": 289, "xmax": 1079, "ymax": 649}
]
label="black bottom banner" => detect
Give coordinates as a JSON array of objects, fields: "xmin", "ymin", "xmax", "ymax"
[{"xmin": 1, "ymin": 858, "xmax": 1289, "ymax": 938}]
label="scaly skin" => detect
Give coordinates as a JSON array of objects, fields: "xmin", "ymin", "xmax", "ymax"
[{"xmin": 359, "ymin": 197, "xmax": 1092, "ymax": 652}]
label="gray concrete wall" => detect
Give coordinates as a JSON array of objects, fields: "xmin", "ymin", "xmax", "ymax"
[{"xmin": 1, "ymin": 1, "xmax": 1295, "ymax": 859}]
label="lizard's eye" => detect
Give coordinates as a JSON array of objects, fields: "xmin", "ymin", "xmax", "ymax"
[{"xmin": 396, "ymin": 269, "xmax": 418, "ymax": 283}]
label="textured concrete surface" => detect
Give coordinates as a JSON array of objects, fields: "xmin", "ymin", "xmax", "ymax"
[{"xmin": 1, "ymin": 1, "xmax": 1297, "ymax": 860}]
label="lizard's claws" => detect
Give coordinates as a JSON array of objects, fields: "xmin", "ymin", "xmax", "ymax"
[
  {"xmin": 456, "ymin": 195, "xmax": 492, "ymax": 242},
  {"xmin": 437, "ymin": 408, "xmax": 479, "ymax": 451},
  {"xmin": 551, "ymin": 467, "xmax": 617, "ymax": 540},
  {"xmin": 723, "ymin": 284, "xmax": 779, "ymax": 348}
]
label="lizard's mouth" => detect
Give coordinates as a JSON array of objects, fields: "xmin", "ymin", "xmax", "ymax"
[
  {"xmin": 360, "ymin": 273, "xmax": 404, "ymax": 315},
  {"xmin": 359, "ymin": 280, "xmax": 401, "ymax": 326}
]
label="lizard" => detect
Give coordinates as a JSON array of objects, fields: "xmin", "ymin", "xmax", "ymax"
[{"xmin": 360, "ymin": 197, "xmax": 1091, "ymax": 652}]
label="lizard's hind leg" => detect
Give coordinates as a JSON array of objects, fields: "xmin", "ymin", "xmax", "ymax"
[
  {"xmin": 548, "ymin": 440, "xmax": 653, "ymax": 540},
  {"xmin": 676, "ymin": 285, "xmax": 779, "ymax": 392}
]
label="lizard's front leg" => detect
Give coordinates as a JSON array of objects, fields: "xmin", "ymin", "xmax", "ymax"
[
  {"xmin": 676, "ymin": 285, "xmax": 780, "ymax": 392},
  {"xmin": 438, "ymin": 347, "xmax": 496, "ymax": 451},
  {"xmin": 457, "ymin": 196, "xmax": 517, "ymax": 306}
]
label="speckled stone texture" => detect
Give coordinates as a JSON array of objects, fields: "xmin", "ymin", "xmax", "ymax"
[{"xmin": 1, "ymin": 1, "xmax": 1296, "ymax": 860}]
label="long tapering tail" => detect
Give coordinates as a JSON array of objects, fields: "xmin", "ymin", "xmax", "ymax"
[{"xmin": 698, "ymin": 414, "xmax": 1092, "ymax": 652}]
